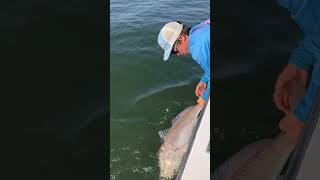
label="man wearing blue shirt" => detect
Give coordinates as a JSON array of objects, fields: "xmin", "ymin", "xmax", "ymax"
[
  {"xmin": 157, "ymin": 19, "xmax": 210, "ymax": 106},
  {"xmin": 274, "ymin": 0, "xmax": 320, "ymax": 145}
]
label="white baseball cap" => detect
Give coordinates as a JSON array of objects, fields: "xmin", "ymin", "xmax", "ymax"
[{"xmin": 158, "ymin": 22, "xmax": 183, "ymax": 61}]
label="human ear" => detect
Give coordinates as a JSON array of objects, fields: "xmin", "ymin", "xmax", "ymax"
[{"xmin": 179, "ymin": 35, "xmax": 186, "ymax": 42}]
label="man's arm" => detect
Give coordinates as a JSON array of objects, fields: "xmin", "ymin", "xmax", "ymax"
[
  {"xmin": 293, "ymin": 64, "xmax": 320, "ymax": 122},
  {"xmin": 201, "ymin": 80, "xmax": 210, "ymax": 101},
  {"xmin": 279, "ymin": 66, "xmax": 320, "ymax": 145},
  {"xmin": 200, "ymin": 72, "xmax": 209, "ymax": 83},
  {"xmin": 290, "ymin": 36, "xmax": 320, "ymax": 122},
  {"xmin": 274, "ymin": 36, "xmax": 316, "ymax": 113},
  {"xmin": 288, "ymin": 36, "xmax": 316, "ymax": 72}
]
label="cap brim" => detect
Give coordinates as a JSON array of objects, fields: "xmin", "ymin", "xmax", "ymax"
[{"xmin": 163, "ymin": 46, "xmax": 173, "ymax": 61}]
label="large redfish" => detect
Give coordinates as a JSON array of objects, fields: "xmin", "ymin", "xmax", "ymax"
[{"xmin": 158, "ymin": 104, "xmax": 203, "ymax": 179}]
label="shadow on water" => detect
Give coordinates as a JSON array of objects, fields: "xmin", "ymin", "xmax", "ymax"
[{"xmin": 112, "ymin": 84, "xmax": 197, "ymax": 127}]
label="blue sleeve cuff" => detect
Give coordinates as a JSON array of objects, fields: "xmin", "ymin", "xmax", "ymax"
[
  {"xmin": 201, "ymin": 80, "xmax": 210, "ymax": 100},
  {"xmin": 200, "ymin": 73, "xmax": 209, "ymax": 83},
  {"xmin": 288, "ymin": 36, "xmax": 316, "ymax": 72},
  {"xmin": 293, "ymin": 103, "xmax": 308, "ymax": 123},
  {"xmin": 293, "ymin": 79, "xmax": 320, "ymax": 123}
]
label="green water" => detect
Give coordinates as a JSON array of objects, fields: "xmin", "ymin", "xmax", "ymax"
[{"xmin": 110, "ymin": 0, "xmax": 209, "ymax": 179}]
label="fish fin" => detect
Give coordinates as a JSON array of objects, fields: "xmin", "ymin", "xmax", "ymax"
[
  {"xmin": 171, "ymin": 106, "xmax": 194, "ymax": 125},
  {"xmin": 158, "ymin": 128, "xmax": 171, "ymax": 142}
]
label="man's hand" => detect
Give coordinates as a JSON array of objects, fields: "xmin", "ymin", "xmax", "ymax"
[
  {"xmin": 195, "ymin": 81, "xmax": 206, "ymax": 98},
  {"xmin": 197, "ymin": 97, "xmax": 205, "ymax": 107},
  {"xmin": 279, "ymin": 113, "xmax": 305, "ymax": 145},
  {"xmin": 273, "ymin": 64, "xmax": 308, "ymax": 114}
]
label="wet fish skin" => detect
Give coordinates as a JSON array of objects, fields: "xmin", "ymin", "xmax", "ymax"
[
  {"xmin": 214, "ymin": 132, "xmax": 294, "ymax": 180},
  {"xmin": 158, "ymin": 104, "xmax": 203, "ymax": 179}
]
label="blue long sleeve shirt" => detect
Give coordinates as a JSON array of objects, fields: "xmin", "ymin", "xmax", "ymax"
[
  {"xmin": 188, "ymin": 19, "xmax": 211, "ymax": 101},
  {"xmin": 278, "ymin": 0, "xmax": 320, "ymax": 122}
]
